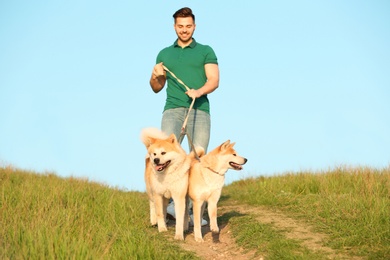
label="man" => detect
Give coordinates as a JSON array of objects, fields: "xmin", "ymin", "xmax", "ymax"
[
  {"xmin": 150, "ymin": 7, "xmax": 219, "ymax": 152},
  {"xmin": 149, "ymin": 7, "xmax": 219, "ymax": 225}
]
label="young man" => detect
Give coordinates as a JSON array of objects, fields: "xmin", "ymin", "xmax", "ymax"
[{"xmin": 149, "ymin": 7, "xmax": 220, "ymax": 225}]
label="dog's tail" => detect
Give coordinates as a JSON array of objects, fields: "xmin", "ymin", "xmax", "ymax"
[
  {"xmin": 140, "ymin": 127, "xmax": 168, "ymax": 146},
  {"xmin": 191, "ymin": 145, "xmax": 205, "ymax": 159}
]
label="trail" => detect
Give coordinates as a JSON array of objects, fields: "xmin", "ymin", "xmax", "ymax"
[{"xmin": 166, "ymin": 202, "xmax": 362, "ymax": 260}]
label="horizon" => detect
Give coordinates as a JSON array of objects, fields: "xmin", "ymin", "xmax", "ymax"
[{"xmin": 1, "ymin": 1, "xmax": 389, "ymax": 191}]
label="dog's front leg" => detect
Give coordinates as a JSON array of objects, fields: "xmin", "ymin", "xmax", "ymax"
[
  {"xmin": 173, "ymin": 196, "xmax": 186, "ymax": 240},
  {"xmin": 162, "ymin": 197, "xmax": 169, "ymax": 223},
  {"xmin": 153, "ymin": 194, "xmax": 168, "ymax": 232},
  {"xmin": 149, "ymin": 199, "xmax": 157, "ymax": 226},
  {"xmin": 208, "ymin": 193, "xmax": 220, "ymax": 233},
  {"xmin": 192, "ymin": 199, "xmax": 205, "ymax": 242},
  {"xmin": 183, "ymin": 195, "xmax": 190, "ymax": 232}
]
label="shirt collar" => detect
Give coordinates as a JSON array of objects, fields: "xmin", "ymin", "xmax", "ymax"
[{"xmin": 173, "ymin": 38, "xmax": 197, "ymax": 48}]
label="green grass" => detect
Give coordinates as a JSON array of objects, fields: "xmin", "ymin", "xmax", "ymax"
[
  {"xmin": 0, "ymin": 166, "xmax": 197, "ymax": 259},
  {"xmin": 229, "ymin": 214, "xmax": 327, "ymax": 260},
  {"xmin": 2, "ymin": 165, "xmax": 389, "ymax": 259},
  {"xmin": 222, "ymin": 166, "xmax": 390, "ymax": 259}
]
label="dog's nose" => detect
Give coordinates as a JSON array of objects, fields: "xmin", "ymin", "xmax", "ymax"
[
  {"xmin": 244, "ymin": 158, "xmax": 248, "ymax": 164},
  {"xmin": 154, "ymin": 158, "xmax": 160, "ymax": 164}
]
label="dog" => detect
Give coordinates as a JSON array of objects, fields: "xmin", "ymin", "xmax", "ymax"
[
  {"xmin": 188, "ymin": 140, "xmax": 247, "ymax": 242},
  {"xmin": 141, "ymin": 127, "xmax": 191, "ymax": 240}
]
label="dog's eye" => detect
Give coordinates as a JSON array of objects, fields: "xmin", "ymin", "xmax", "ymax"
[
  {"xmin": 233, "ymin": 154, "xmax": 237, "ymax": 156},
  {"xmin": 161, "ymin": 152, "xmax": 166, "ymax": 155},
  {"xmin": 153, "ymin": 153, "xmax": 156, "ymax": 156}
]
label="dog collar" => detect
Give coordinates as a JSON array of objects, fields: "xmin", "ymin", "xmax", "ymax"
[{"xmin": 207, "ymin": 167, "xmax": 224, "ymax": 176}]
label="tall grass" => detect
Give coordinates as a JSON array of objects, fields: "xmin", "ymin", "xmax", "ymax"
[
  {"xmin": 2, "ymin": 165, "xmax": 389, "ymax": 259},
  {"xmin": 0, "ymin": 166, "xmax": 197, "ymax": 259},
  {"xmin": 223, "ymin": 166, "xmax": 390, "ymax": 259}
]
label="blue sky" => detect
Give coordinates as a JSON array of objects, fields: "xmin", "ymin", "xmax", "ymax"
[{"xmin": 1, "ymin": 1, "xmax": 389, "ymax": 191}]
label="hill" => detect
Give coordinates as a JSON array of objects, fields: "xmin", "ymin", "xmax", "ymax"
[{"xmin": 1, "ymin": 165, "xmax": 389, "ymax": 259}]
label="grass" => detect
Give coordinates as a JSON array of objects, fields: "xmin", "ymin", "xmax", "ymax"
[
  {"xmin": 222, "ymin": 165, "xmax": 390, "ymax": 259},
  {"xmin": 0, "ymin": 166, "xmax": 197, "ymax": 259},
  {"xmin": 1, "ymin": 165, "xmax": 389, "ymax": 259},
  {"xmin": 228, "ymin": 214, "xmax": 327, "ymax": 260}
]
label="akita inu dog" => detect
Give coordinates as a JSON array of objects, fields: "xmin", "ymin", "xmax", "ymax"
[
  {"xmin": 188, "ymin": 140, "xmax": 247, "ymax": 242},
  {"xmin": 141, "ymin": 128, "xmax": 191, "ymax": 240}
]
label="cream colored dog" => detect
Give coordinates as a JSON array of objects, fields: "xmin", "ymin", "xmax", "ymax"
[
  {"xmin": 141, "ymin": 128, "xmax": 191, "ymax": 240},
  {"xmin": 188, "ymin": 140, "xmax": 247, "ymax": 242}
]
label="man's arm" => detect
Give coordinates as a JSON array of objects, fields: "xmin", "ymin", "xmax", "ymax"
[
  {"xmin": 186, "ymin": 63, "xmax": 219, "ymax": 98},
  {"xmin": 149, "ymin": 62, "xmax": 166, "ymax": 93}
]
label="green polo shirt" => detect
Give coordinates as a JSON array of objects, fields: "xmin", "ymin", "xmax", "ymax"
[{"xmin": 156, "ymin": 38, "xmax": 218, "ymax": 114}]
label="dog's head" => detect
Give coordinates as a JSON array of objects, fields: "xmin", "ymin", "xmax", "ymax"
[
  {"xmin": 202, "ymin": 140, "xmax": 247, "ymax": 175},
  {"xmin": 220, "ymin": 140, "xmax": 247, "ymax": 171},
  {"xmin": 142, "ymin": 131, "xmax": 185, "ymax": 173}
]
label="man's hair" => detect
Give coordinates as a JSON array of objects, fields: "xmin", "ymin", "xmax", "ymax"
[{"xmin": 173, "ymin": 7, "xmax": 195, "ymax": 23}]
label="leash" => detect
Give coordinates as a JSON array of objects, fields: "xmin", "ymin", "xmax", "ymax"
[{"xmin": 162, "ymin": 65, "xmax": 199, "ymax": 160}]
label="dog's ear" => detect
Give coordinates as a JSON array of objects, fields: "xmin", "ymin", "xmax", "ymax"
[
  {"xmin": 220, "ymin": 140, "xmax": 236, "ymax": 152},
  {"xmin": 220, "ymin": 140, "xmax": 231, "ymax": 151},
  {"xmin": 141, "ymin": 128, "xmax": 165, "ymax": 148},
  {"xmin": 141, "ymin": 127, "xmax": 169, "ymax": 147},
  {"xmin": 143, "ymin": 137, "xmax": 157, "ymax": 148},
  {"xmin": 167, "ymin": 133, "xmax": 177, "ymax": 144}
]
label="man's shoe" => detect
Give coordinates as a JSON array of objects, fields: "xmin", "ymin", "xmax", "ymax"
[
  {"xmin": 166, "ymin": 201, "xmax": 176, "ymax": 219},
  {"xmin": 189, "ymin": 215, "xmax": 208, "ymax": 227},
  {"xmin": 167, "ymin": 201, "xmax": 207, "ymax": 226}
]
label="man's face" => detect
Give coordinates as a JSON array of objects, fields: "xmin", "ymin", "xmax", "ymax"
[{"xmin": 174, "ymin": 17, "xmax": 196, "ymax": 44}]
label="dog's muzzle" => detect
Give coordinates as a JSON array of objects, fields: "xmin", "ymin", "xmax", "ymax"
[
  {"xmin": 153, "ymin": 158, "xmax": 171, "ymax": 172},
  {"xmin": 229, "ymin": 158, "xmax": 247, "ymax": 170}
]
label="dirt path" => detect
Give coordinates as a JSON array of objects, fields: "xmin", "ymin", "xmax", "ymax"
[
  {"xmin": 171, "ymin": 202, "xmax": 360, "ymax": 260},
  {"xmin": 180, "ymin": 220, "xmax": 260, "ymax": 260}
]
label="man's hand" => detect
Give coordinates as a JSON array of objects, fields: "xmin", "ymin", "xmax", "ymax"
[
  {"xmin": 150, "ymin": 62, "xmax": 166, "ymax": 93},
  {"xmin": 185, "ymin": 89, "xmax": 204, "ymax": 99},
  {"xmin": 152, "ymin": 62, "xmax": 165, "ymax": 79}
]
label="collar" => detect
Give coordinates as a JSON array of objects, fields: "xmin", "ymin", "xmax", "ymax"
[
  {"xmin": 206, "ymin": 167, "xmax": 224, "ymax": 176},
  {"xmin": 173, "ymin": 38, "xmax": 197, "ymax": 48}
]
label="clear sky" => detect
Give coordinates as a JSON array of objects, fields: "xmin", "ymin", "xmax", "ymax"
[{"xmin": 1, "ymin": 1, "xmax": 389, "ymax": 191}]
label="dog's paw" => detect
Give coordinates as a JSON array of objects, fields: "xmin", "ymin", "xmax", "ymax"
[
  {"xmin": 174, "ymin": 234, "xmax": 184, "ymax": 240},
  {"xmin": 210, "ymin": 225, "xmax": 219, "ymax": 233},
  {"xmin": 158, "ymin": 226, "xmax": 168, "ymax": 232}
]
